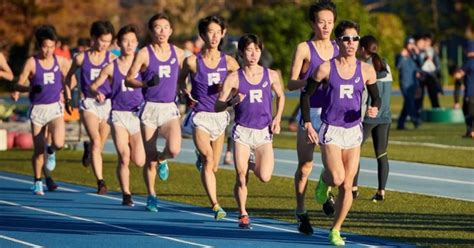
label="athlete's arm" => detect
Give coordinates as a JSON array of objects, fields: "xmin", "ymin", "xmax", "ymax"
[
  {"xmin": 14, "ymin": 57, "xmax": 35, "ymax": 93},
  {"xmin": 125, "ymin": 48, "xmax": 147, "ymax": 88},
  {"xmin": 226, "ymin": 55, "xmax": 240, "ymax": 73},
  {"xmin": 65, "ymin": 52, "xmax": 84, "ymax": 91},
  {"xmin": 270, "ymin": 70, "xmax": 285, "ymax": 134},
  {"xmin": 58, "ymin": 56, "xmax": 73, "ymax": 105},
  {"xmin": 177, "ymin": 55, "xmax": 198, "ymax": 105},
  {"xmin": 287, "ymin": 42, "xmax": 310, "ymax": 91},
  {"xmin": 175, "ymin": 45, "xmax": 186, "ymax": 69},
  {"xmin": 215, "ymin": 71, "xmax": 239, "ymax": 112},
  {"xmin": 363, "ymin": 62, "xmax": 380, "ymax": 118},
  {"xmin": 0, "ymin": 53, "xmax": 14, "ymax": 81},
  {"xmin": 90, "ymin": 62, "xmax": 113, "ymax": 102}
]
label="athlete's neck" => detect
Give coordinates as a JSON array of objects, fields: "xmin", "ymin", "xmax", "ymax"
[
  {"xmin": 244, "ymin": 64, "xmax": 262, "ymax": 77},
  {"xmin": 89, "ymin": 48, "xmax": 107, "ymax": 56},
  {"xmin": 201, "ymin": 47, "xmax": 220, "ymax": 60},
  {"xmin": 152, "ymin": 42, "xmax": 170, "ymax": 53},
  {"xmin": 337, "ymin": 56, "xmax": 357, "ymax": 66}
]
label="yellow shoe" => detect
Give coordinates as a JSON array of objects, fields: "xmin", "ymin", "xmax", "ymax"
[{"xmin": 329, "ymin": 229, "xmax": 345, "ymax": 246}]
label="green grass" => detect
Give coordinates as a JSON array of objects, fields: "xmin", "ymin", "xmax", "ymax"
[
  {"xmin": 277, "ymin": 95, "xmax": 473, "ymax": 168},
  {"xmin": 1, "ymin": 149, "xmax": 473, "ymax": 247}
]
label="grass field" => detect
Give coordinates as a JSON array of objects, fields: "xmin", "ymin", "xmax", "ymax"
[{"xmin": 0, "ymin": 150, "xmax": 473, "ymax": 247}]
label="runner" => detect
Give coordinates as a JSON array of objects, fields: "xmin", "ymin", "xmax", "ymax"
[
  {"xmin": 287, "ymin": 0, "xmax": 339, "ymax": 234},
  {"xmin": 300, "ymin": 20, "xmax": 380, "ymax": 246},
  {"xmin": 65, "ymin": 20, "xmax": 116, "ymax": 195},
  {"xmin": 90, "ymin": 24, "xmax": 145, "ymax": 206},
  {"xmin": 0, "ymin": 52, "xmax": 14, "ymax": 81},
  {"xmin": 215, "ymin": 33, "xmax": 285, "ymax": 228},
  {"xmin": 125, "ymin": 13, "xmax": 185, "ymax": 212},
  {"xmin": 11, "ymin": 25, "xmax": 71, "ymax": 195},
  {"xmin": 178, "ymin": 15, "xmax": 239, "ymax": 219}
]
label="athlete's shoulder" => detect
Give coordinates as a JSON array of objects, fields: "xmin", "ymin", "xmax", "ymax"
[
  {"xmin": 184, "ymin": 54, "xmax": 198, "ymax": 68},
  {"xmin": 172, "ymin": 44, "xmax": 184, "ymax": 55},
  {"xmin": 225, "ymin": 54, "xmax": 239, "ymax": 72},
  {"xmin": 296, "ymin": 41, "xmax": 311, "ymax": 53}
]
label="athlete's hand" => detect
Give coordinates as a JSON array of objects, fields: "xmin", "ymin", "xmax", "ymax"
[
  {"xmin": 367, "ymin": 106, "xmax": 379, "ymax": 118},
  {"xmin": 145, "ymin": 74, "xmax": 160, "ymax": 87},
  {"xmin": 11, "ymin": 91, "xmax": 19, "ymax": 102},
  {"xmin": 271, "ymin": 119, "xmax": 281, "ymax": 135},
  {"xmin": 304, "ymin": 122, "xmax": 318, "ymax": 144},
  {"xmin": 31, "ymin": 85, "xmax": 43, "ymax": 93},
  {"xmin": 65, "ymin": 99, "xmax": 73, "ymax": 115},
  {"xmin": 185, "ymin": 92, "xmax": 198, "ymax": 108},
  {"xmin": 95, "ymin": 93, "xmax": 105, "ymax": 103}
]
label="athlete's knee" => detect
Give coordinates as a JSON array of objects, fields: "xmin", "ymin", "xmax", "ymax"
[
  {"xmin": 298, "ymin": 162, "xmax": 313, "ymax": 178},
  {"xmin": 235, "ymin": 171, "xmax": 247, "ymax": 185},
  {"xmin": 257, "ymin": 173, "xmax": 272, "ymax": 183},
  {"xmin": 167, "ymin": 146, "xmax": 180, "ymax": 159},
  {"xmin": 375, "ymin": 150, "xmax": 388, "ymax": 159},
  {"xmin": 133, "ymin": 156, "xmax": 145, "ymax": 167},
  {"xmin": 329, "ymin": 171, "xmax": 345, "ymax": 187}
]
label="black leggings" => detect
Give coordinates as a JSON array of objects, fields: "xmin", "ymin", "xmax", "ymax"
[
  {"xmin": 353, "ymin": 123, "xmax": 390, "ymax": 190},
  {"xmin": 463, "ymin": 96, "xmax": 474, "ymax": 132}
]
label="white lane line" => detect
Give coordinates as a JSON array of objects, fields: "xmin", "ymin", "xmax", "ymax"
[
  {"xmin": 387, "ymin": 140, "xmax": 474, "ymax": 151},
  {"xmin": 0, "ymin": 198, "xmax": 211, "ymax": 247},
  {"xmin": 0, "ymin": 235, "xmax": 42, "ymax": 248}
]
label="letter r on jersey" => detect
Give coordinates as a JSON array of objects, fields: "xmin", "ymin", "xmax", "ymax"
[
  {"xmin": 43, "ymin": 72, "xmax": 55, "ymax": 85},
  {"xmin": 340, "ymin": 85, "xmax": 353, "ymax": 99},
  {"xmin": 250, "ymin": 89, "xmax": 263, "ymax": 103},
  {"xmin": 90, "ymin": 68, "xmax": 101, "ymax": 81},
  {"xmin": 207, "ymin": 73, "xmax": 221, "ymax": 86},
  {"xmin": 159, "ymin": 65, "xmax": 171, "ymax": 78}
]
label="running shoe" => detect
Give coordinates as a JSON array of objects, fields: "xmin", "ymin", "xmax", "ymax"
[
  {"xmin": 32, "ymin": 181, "xmax": 44, "ymax": 196},
  {"xmin": 158, "ymin": 160, "xmax": 169, "ymax": 181},
  {"xmin": 212, "ymin": 204, "xmax": 227, "ymax": 220},
  {"xmin": 371, "ymin": 193, "xmax": 385, "ymax": 202},
  {"xmin": 45, "ymin": 177, "xmax": 58, "ymax": 191},
  {"xmin": 295, "ymin": 212, "xmax": 313, "ymax": 235},
  {"xmin": 45, "ymin": 152, "xmax": 56, "ymax": 172},
  {"xmin": 322, "ymin": 192, "xmax": 335, "ymax": 216},
  {"xmin": 82, "ymin": 141, "xmax": 91, "ymax": 167},
  {"xmin": 146, "ymin": 195, "xmax": 158, "ymax": 212},
  {"xmin": 195, "ymin": 150, "xmax": 203, "ymax": 172},
  {"xmin": 315, "ymin": 170, "xmax": 329, "ymax": 204},
  {"xmin": 329, "ymin": 229, "xmax": 345, "ymax": 246},
  {"xmin": 97, "ymin": 180, "xmax": 108, "ymax": 195},
  {"xmin": 238, "ymin": 215, "xmax": 251, "ymax": 229},
  {"xmin": 122, "ymin": 194, "xmax": 135, "ymax": 207}
]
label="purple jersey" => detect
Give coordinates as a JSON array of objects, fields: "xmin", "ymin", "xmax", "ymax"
[
  {"xmin": 141, "ymin": 44, "xmax": 179, "ymax": 103},
  {"xmin": 299, "ymin": 40, "xmax": 339, "ymax": 108},
  {"xmin": 190, "ymin": 52, "xmax": 228, "ymax": 112},
  {"xmin": 29, "ymin": 56, "xmax": 63, "ymax": 105},
  {"xmin": 321, "ymin": 60, "xmax": 365, "ymax": 128},
  {"xmin": 110, "ymin": 60, "xmax": 144, "ymax": 111},
  {"xmin": 234, "ymin": 68, "xmax": 273, "ymax": 129},
  {"xmin": 81, "ymin": 51, "xmax": 112, "ymax": 98}
]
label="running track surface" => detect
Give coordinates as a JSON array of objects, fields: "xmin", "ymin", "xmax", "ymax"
[{"xmin": 0, "ymin": 172, "xmax": 413, "ymax": 248}]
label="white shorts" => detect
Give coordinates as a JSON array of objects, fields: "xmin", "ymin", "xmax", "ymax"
[
  {"xmin": 192, "ymin": 111, "xmax": 230, "ymax": 141},
  {"xmin": 297, "ymin": 107, "xmax": 323, "ymax": 132},
  {"xmin": 140, "ymin": 102, "xmax": 180, "ymax": 129},
  {"xmin": 80, "ymin": 98, "xmax": 111, "ymax": 121},
  {"xmin": 109, "ymin": 110, "xmax": 141, "ymax": 135},
  {"xmin": 319, "ymin": 123, "xmax": 363, "ymax": 149},
  {"xmin": 29, "ymin": 102, "xmax": 63, "ymax": 127},
  {"xmin": 232, "ymin": 124, "xmax": 272, "ymax": 150}
]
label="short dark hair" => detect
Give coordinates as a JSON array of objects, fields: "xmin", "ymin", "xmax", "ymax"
[
  {"xmin": 35, "ymin": 25, "xmax": 58, "ymax": 47},
  {"xmin": 238, "ymin": 34, "xmax": 263, "ymax": 54},
  {"xmin": 90, "ymin": 20, "xmax": 115, "ymax": 39},
  {"xmin": 198, "ymin": 15, "xmax": 227, "ymax": 41},
  {"xmin": 148, "ymin": 13, "xmax": 171, "ymax": 31},
  {"xmin": 117, "ymin": 24, "xmax": 139, "ymax": 43},
  {"xmin": 308, "ymin": 0, "xmax": 337, "ymax": 23},
  {"xmin": 334, "ymin": 20, "xmax": 359, "ymax": 38}
]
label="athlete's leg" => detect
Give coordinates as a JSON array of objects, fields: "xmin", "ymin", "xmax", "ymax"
[
  {"xmin": 194, "ymin": 128, "xmax": 219, "ymax": 207},
  {"xmin": 210, "ymin": 133, "xmax": 225, "ymax": 172},
  {"xmin": 130, "ymin": 131, "xmax": 145, "ymax": 168},
  {"xmin": 320, "ymin": 144, "xmax": 345, "ymax": 187},
  {"xmin": 112, "ymin": 125, "xmax": 132, "ymax": 195},
  {"xmin": 294, "ymin": 127, "xmax": 316, "ymax": 213},
  {"xmin": 81, "ymin": 111, "xmax": 105, "ymax": 181},
  {"xmin": 157, "ymin": 118, "xmax": 181, "ymax": 161},
  {"xmin": 233, "ymin": 141, "xmax": 251, "ymax": 216},
  {"xmin": 372, "ymin": 123, "xmax": 390, "ymax": 195},
  {"xmin": 253, "ymin": 143, "xmax": 274, "ymax": 183},
  {"xmin": 48, "ymin": 116, "xmax": 65, "ymax": 151},
  {"xmin": 141, "ymin": 125, "xmax": 159, "ymax": 196},
  {"xmin": 31, "ymin": 123, "xmax": 47, "ymax": 180},
  {"xmin": 331, "ymin": 146, "xmax": 360, "ymax": 231},
  {"xmin": 352, "ymin": 123, "xmax": 374, "ymax": 190}
]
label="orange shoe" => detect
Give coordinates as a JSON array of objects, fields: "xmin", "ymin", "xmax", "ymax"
[{"xmin": 238, "ymin": 215, "xmax": 251, "ymax": 229}]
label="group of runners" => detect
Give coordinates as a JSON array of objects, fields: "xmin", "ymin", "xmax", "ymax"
[{"xmin": 2, "ymin": 0, "xmax": 395, "ymax": 246}]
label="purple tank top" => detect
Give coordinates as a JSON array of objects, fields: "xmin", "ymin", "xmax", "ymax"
[
  {"xmin": 190, "ymin": 52, "xmax": 228, "ymax": 112},
  {"xmin": 111, "ymin": 60, "xmax": 144, "ymax": 111},
  {"xmin": 141, "ymin": 44, "xmax": 179, "ymax": 103},
  {"xmin": 29, "ymin": 56, "xmax": 63, "ymax": 105},
  {"xmin": 299, "ymin": 40, "xmax": 339, "ymax": 108},
  {"xmin": 234, "ymin": 68, "xmax": 273, "ymax": 129},
  {"xmin": 321, "ymin": 60, "xmax": 364, "ymax": 128},
  {"xmin": 81, "ymin": 51, "xmax": 111, "ymax": 98}
]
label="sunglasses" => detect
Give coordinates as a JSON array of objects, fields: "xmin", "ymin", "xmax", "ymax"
[{"xmin": 339, "ymin": 35, "xmax": 360, "ymax": 42}]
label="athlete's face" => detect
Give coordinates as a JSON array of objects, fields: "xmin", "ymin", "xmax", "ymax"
[
  {"xmin": 152, "ymin": 19, "xmax": 172, "ymax": 43},
  {"xmin": 120, "ymin": 32, "xmax": 138, "ymax": 56},
  {"xmin": 312, "ymin": 10, "xmax": 334, "ymax": 40},
  {"xmin": 337, "ymin": 28, "xmax": 359, "ymax": 57},
  {"xmin": 94, "ymin": 34, "xmax": 113, "ymax": 52},
  {"xmin": 243, "ymin": 42, "xmax": 261, "ymax": 66},
  {"xmin": 40, "ymin": 39, "xmax": 56, "ymax": 58},
  {"xmin": 205, "ymin": 22, "xmax": 225, "ymax": 49}
]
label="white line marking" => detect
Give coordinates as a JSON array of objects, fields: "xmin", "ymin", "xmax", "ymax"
[
  {"xmin": 0, "ymin": 198, "xmax": 211, "ymax": 248},
  {"xmin": 0, "ymin": 235, "xmax": 42, "ymax": 248}
]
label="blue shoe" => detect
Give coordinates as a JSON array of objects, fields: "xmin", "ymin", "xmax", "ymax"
[
  {"xmin": 212, "ymin": 204, "xmax": 227, "ymax": 220},
  {"xmin": 45, "ymin": 152, "xmax": 56, "ymax": 172},
  {"xmin": 195, "ymin": 150, "xmax": 203, "ymax": 172},
  {"xmin": 146, "ymin": 195, "xmax": 158, "ymax": 212},
  {"xmin": 32, "ymin": 181, "xmax": 44, "ymax": 196},
  {"xmin": 158, "ymin": 160, "xmax": 169, "ymax": 181}
]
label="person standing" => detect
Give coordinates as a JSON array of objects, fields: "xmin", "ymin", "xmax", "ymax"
[{"xmin": 454, "ymin": 40, "xmax": 474, "ymax": 138}]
